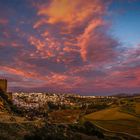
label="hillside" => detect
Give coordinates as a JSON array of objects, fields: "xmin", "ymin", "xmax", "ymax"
[
  {"xmin": 136, "ymin": 103, "xmax": 140, "ymax": 115},
  {"xmin": 0, "ymin": 96, "xmax": 5, "ymax": 111},
  {"xmin": 0, "ymin": 93, "xmax": 10, "ymax": 112},
  {"xmin": 0, "ymin": 91, "xmax": 41, "ymax": 140},
  {"xmin": 85, "ymin": 107, "xmax": 138, "ymax": 120},
  {"xmin": 0, "ymin": 91, "xmax": 103, "ymax": 140},
  {"xmin": 0, "ymin": 91, "xmax": 140, "ymax": 140},
  {"xmin": 84, "ymin": 107, "xmax": 140, "ymax": 137}
]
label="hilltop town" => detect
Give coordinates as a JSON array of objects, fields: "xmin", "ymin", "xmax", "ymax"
[
  {"xmin": 0, "ymin": 79, "xmax": 140, "ymax": 140},
  {"xmin": 12, "ymin": 92, "xmax": 114, "ymax": 110}
]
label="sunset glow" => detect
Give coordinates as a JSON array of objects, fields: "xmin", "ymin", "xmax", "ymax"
[{"xmin": 0, "ymin": 0, "xmax": 140, "ymax": 95}]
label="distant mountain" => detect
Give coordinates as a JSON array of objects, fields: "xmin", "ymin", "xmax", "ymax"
[{"xmin": 113, "ymin": 93, "xmax": 140, "ymax": 98}]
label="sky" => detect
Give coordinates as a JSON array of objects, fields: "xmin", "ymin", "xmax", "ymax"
[{"xmin": 0, "ymin": 0, "xmax": 140, "ymax": 95}]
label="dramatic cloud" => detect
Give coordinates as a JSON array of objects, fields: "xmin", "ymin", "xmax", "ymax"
[
  {"xmin": 0, "ymin": 0, "xmax": 140, "ymax": 95},
  {"xmin": 34, "ymin": 0, "xmax": 106, "ymax": 26}
]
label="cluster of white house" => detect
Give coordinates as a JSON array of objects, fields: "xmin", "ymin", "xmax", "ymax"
[
  {"xmin": 12, "ymin": 92, "xmax": 76, "ymax": 109},
  {"xmin": 12, "ymin": 92, "xmax": 115, "ymax": 109}
]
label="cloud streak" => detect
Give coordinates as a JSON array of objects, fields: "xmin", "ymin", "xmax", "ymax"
[{"xmin": 0, "ymin": 0, "xmax": 140, "ymax": 95}]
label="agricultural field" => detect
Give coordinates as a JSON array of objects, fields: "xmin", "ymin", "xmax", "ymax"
[
  {"xmin": 84, "ymin": 107, "xmax": 140, "ymax": 136},
  {"xmin": 135, "ymin": 103, "xmax": 140, "ymax": 115},
  {"xmin": 119, "ymin": 98, "xmax": 140, "ymax": 118},
  {"xmin": 48, "ymin": 109, "xmax": 81, "ymax": 123},
  {"xmin": 84, "ymin": 107, "xmax": 138, "ymax": 120}
]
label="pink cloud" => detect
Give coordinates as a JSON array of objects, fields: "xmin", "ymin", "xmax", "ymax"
[{"xmin": 0, "ymin": 18, "xmax": 8, "ymax": 25}]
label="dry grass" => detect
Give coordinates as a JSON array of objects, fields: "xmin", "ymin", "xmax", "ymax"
[
  {"xmin": 0, "ymin": 113, "xmax": 26, "ymax": 123},
  {"xmin": 92, "ymin": 120, "xmax": 140, "ymax": 136},
  {"xmin": 0, "ymin": 100, "xmax": 4, "ymax": 111},
  {"xmin": 84, "ymin": 107, "xmax": 140, "ymax": 136},
  {"xmin": 135, "ymin": 103, "xmax": 140, "ymax": 115},
  {"xmin": 49, "ymin": 109, "xmax": 80, "ymax": 123},
  {"xmin": 84, "ymin": 107, "xmax": 138, "ymax": 121}
]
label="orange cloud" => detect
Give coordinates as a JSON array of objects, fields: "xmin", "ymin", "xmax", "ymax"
[
  {"xmin": 32, "ymin": 0, "xmax": 114, "ymax": 63},
  {"xmin": 34, "ymin": 0, "xmax": 107, "ymax": 29},
  {"xmin": 0, "ymin": 66, "xmax": 37, "ymax": 78},
  {"xmin": 29, "ymin": 36, "xmax": 45, "ymax": 51},
  {"xmin": 28, "ymin": 35, "xmax": 60, "ymax": 59},
  {"xmin": 77, "ymin": 19, "xmax": 104, "ymax": 61}
]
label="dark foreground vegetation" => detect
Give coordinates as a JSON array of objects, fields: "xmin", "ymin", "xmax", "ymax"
[{"xmin": 24, "ymin": 121, "xmax": 105, "ymax": 140}]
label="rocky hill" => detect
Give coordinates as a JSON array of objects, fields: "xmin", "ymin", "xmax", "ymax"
[{"xmin": 0, "ymin": 90, "xmax": 12, "ymax": 112}]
